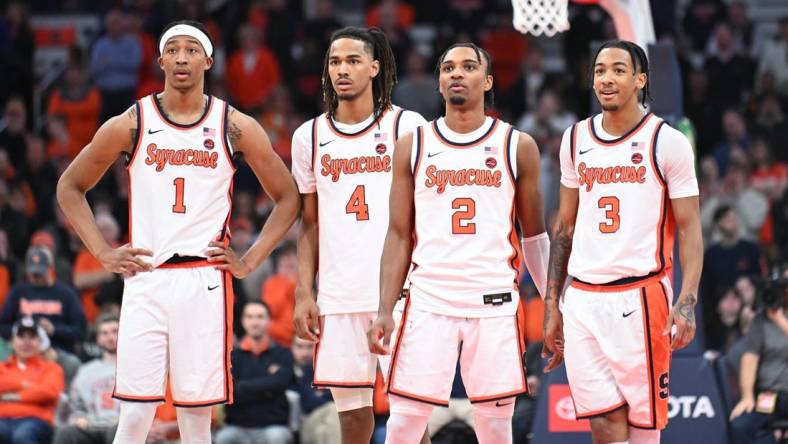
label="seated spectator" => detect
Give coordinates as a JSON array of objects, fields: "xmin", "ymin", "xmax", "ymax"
[
  {"xmin": 290, "ymin": 336, "xmax": 336, "ymax": 444},
  {"xmin": 0, "ymin": 317, "xmax": 64, "ymax": 444},
  {"xmin": 72, "ymin": 212, "xmax": 122, "ymax": 323},
  {"xmin": 706, "ymin": 285, "xmax": 746, "ymax": 353},
  {"xmin": 30, "ymin": 229, "xmax": 73, "ymax": 287},
  {"xmin": 261, "ymin": 240, "xmax": 297, "ymax": 346},
  {"xmin": 215, "ymin": 301, "xmax": 294, "ymax": 444},
  {"xmin": 729, "ymin": 276, "xmax": 788, "ymax": 444},
  {"xmin": 52, "ymin": 315, "xmax": 120, "ymax": 444},
  {"xmin": 226, "ymin": 24, "xmax": 282, "ymax": 113},
  {"xmin": 45, "ymin": 64, "xmax": 101, "ymax": 160},
  {"xmin": 0, "ymin": 246, "xmax": 86, "ymax": 355},
  {"xmin": 0, "ymin": 229, "xmax": 21, "ymax": 310}
]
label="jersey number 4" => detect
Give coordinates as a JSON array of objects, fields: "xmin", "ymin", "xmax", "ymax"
[
  {"xmin": 598, "ymin": 196, "xmax": 620, "ymax": 233},
  {"xmin": 172, "ymin": 177, "xmax": 186, "ymax": 213},
  {"xmin": 346, "ymin": 185, "xmax": 369, "ymax": 221}
]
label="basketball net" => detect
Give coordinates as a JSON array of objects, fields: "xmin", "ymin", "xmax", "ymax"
[{"xmin": 511, "ymin": 0, "xmax": 570, "ymax": 37}]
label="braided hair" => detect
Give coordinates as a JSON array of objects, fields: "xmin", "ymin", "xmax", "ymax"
[
  {"xmin": 435, "ymin": 42, "xmax": 494, "ymax": 109},
  {"xmin": 321, "ymin": 27, "xmax": 397, "ymax": 124},
  {"xmin": 591, "ymin": 40, "xmax": 651, "ymax": 106}
]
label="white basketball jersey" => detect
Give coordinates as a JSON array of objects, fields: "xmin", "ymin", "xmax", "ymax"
[
  {"xmin": 311, "ymin": 107, "xmax": 408, "ymax": 314},
  {"xmin": 127, "ymin": 94, "xmax": 235, "ymax": 267},
  {"xmin": 567, "ymin": 113, "xmax": 674, "ymax": 284},
  {"xmin": 408, "ymin": 117, "xmax": 522, "ymax": 318}
]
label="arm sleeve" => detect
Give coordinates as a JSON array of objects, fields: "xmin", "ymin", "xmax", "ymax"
[
  {"xmin": 68, "ymin": 369, "xmax": 89, "ymax": 418},
  {"xmin": 657, "ymin": 126, "xmax": 699, "ymax": 199},
  {"xmin": 233, "ymin": 349, "xmax": 295, "ymax": 405},
  {"xmin": 396, "ymin": 110, "xmax": 428, "ymax": 140},
  {"xmin": 291, "ymin": 121, "xmax": 317, "ymax": 194},
  {"xmin": 742, "ymin": 316, "xmax": 765, "ymax": 355},
  {"xmin": 559, "ymin": 125, "xmax": 579, "ymax": 189}
]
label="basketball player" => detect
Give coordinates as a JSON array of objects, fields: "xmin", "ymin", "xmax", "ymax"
[
  {"xmin": 56, "ymin": 21, "xmax": 299, "ymax": 444},
  {"xmin": 542, "ymin": 40, "xmax": 703, "ymax": 444},
  {"xmin": 290, "ymin": 27, "xmax": 426, "ymax": 444},
  {"xmin": 367, "ymin": 43, "xmax": 550, "ymax": 444}
]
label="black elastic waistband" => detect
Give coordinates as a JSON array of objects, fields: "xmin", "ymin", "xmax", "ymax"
[
  {"xmin": 163, "ymin": 255, "xmax": 205, "ymax": 265},
  {"xmin": 573, "ymin": 271, "xmax": 663, "ymax": 287}
]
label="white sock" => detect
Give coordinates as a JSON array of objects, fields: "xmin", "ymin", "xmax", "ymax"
[
  {"xmin": 113, "ymin": 401, "xmax": 158, "ymax": 443},
  {"xmin": 176, "ymin": 406, "xmax": 213, "ymax": 443},
  {"xmin": 629, "ymin": 427, "xmax": 661, "ymax": 444}
]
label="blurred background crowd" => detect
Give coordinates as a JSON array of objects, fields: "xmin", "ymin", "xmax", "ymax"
[{"xmin": 0, "ymin": 0, "xmax": 786, "ymax": 442}]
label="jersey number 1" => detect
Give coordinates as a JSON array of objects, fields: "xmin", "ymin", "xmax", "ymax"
[
  {"xmin": 346, "ymin": 185, "xmax": 369, "ymax": 221},
  {"xmin": 172, "ymin": 177, "xmax": 186, "ymax": 213}
]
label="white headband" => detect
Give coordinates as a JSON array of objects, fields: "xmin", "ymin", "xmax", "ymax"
[{"xmin": 159, "ymin": 24, "xmax": 213, "ymax": 57}]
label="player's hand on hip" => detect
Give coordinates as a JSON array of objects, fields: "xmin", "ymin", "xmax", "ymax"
[
  {"xmin": 98, "ymin": 243, "xmax": 153, "ymax": 276},
  {"xmin": 367, "ymin": 314, "xmax": 394, "ymax": 355},
  {"xmin": 542, "ymin": 303, "xmax": 565, "ymax": 373},
  {"xmin": 206, "ymin": 241, "xmax": 252, "ymax": 278},
  {"xmin": 663, "ymin": 292, "xmax": 697, "ymax": 350},
  {"xmin": 293, "ymin": 290, "xmax": 320, "ymax": 342}
]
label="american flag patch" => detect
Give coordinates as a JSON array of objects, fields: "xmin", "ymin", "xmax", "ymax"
[
  {"xmin": 484, "ymin": 145, "xmax": 498, "ymax": 154},
  {"xmin": 374, "ymin": 132, "xmax": 387, "ymax": 142},
  {"xmin": 631, "ymin": 141, "xmax": 645, "ymax": 150},
  {"xmin": 203, "ymin": 127, "xmax": 216, "ymax": 137}
]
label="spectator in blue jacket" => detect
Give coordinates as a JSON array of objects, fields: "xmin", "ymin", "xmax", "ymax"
[
  {"xmin": 215, "ymin": 301, "xmax": 294, "ymax": 444},
  {"xmin": 0, "ymin": 246, "xmax": 86, "ymax": 354}
]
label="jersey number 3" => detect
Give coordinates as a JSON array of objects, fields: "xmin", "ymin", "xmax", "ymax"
[
  {"xmin": 172, "ymin": 177, "xmax": 186, "ymax": 213},
  {"xmin": 598, "ymin": 196, "xmax": 620, "ymax": 233},
  {"xmin": 346, "ymin": 185, "xmax": 369, "ymax": 221}
]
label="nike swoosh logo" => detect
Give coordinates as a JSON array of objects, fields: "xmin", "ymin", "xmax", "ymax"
[
  {"xmin": 208, "ymin": 285, "xmax": 220, "ymax": 291},
  {"xmin": 623, "ymin": 309, "xmax": 637, "ymax": 318},
  {"xmin": 495, "ymin": 400, "xmax": 513, "ymax": 407},
  {"xmin": 579, "ymin": 148, "xmax": 594, "ymax": 155},
  {"xmin": 319, "ymin": 140, "xmax": 334, "ymax": 147},
  {"xmin": 148, "ymin": 129, "xmax": 164, "ymax": 134},
  {"xmin": 427, "ymin": 152, "xmax": 443, "ymax": 158}
]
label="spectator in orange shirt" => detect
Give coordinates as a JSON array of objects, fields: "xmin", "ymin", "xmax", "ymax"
[
  {"xmin": 261, "ymin": 240, "xmax": 296, "ymax": 346},
  {"xmin": 73, "ymin": 212, "xmax": 121, "ymax": 323},
  {"xmin": 0, "ymin": 317, "xmax": 64, "ymax": 443},
  {"xmin": 226, "ymin": 24, "xmax": 282, "ymax": 113},
  {"xmin": 46, "ymin": 65, "xmax": 101, "ymax": 160}
]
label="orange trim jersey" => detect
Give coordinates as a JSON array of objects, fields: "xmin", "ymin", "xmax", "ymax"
[
  {"xmin": 291, "ymin": 107, "xmax": 426, "ymax": 315},
  {"xmin": 559, "ymin": 113, "xmax": 699, "ymax": 284},
  {"xmin": 127, "ymin": 94, "xmax": 235, "ymax": 267},
  {"xmin": 408, "ymin": 117, "xmax": 522, "ymax": 317}
]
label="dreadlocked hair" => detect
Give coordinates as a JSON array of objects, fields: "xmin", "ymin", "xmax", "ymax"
[
  {"xmin": 321, "ymin": 27, "xmax": 397, "ymax": 124},
  {"xmin": 435, "ymin": 42, "xmax": 494, "ymax": 109},
  {"xmin": 592, "ymin": 40, "xmax": 652, "ymax": 106}
]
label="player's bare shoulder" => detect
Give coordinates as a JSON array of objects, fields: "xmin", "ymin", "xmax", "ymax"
[{"xmin": 225, "ymin": 105, "xmax": 271, "ymax": 154}]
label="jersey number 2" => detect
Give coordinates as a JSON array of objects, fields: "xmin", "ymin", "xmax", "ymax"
[
  {"xmin": 452, "ymin": 198, "xmax": 476, "ymax": 234},
  {"xmin": 172, "ymin": 177, "xmax": 186, "ymax": 213},
  {"xmin": 598, "ymin": 196, "xmax": 620, "ymax": 233},
  {"xmin": 346, "ymin": 185, "xmax": 369, "ymax": 221}
]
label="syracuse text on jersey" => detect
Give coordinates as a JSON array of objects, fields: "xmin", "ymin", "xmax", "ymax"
[
  {"xmin": 319, "ymin": 151, "xmax": 391, "ymax": 182},
  {"xmin": 423, "ymin": 164, "xmax": 503, "ymax": 194},
  {"xmin": 576, "ymin": 161, "xmax": 646, "ymax": 192},
  {"xmin": 144, "ymin": 142, "xmax": 220, "ymax": 172}
]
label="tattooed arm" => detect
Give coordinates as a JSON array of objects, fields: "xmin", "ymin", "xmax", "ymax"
[
  {"xmin": 56, "ymin": 105, "xmax": 154, "ymax": 275},
  {"xmin": 205, "ymin": 107, "xmax": 299, "ymax": 277},
  {"xmin": 542, "ymin": 184, "xmax": 579, "ymax": 372},
  {"xmin": 662, "ymin": 196, "xmax": 703, "ymax": 350}
]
